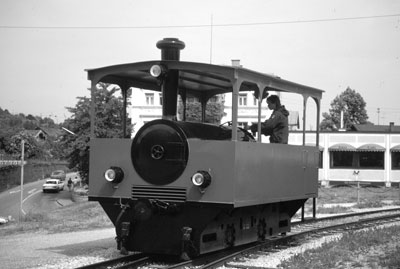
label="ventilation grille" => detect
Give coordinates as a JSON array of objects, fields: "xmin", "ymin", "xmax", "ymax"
[{"xmin": 131, "ymin": 185, "xmax": 186, "ymax": 202}]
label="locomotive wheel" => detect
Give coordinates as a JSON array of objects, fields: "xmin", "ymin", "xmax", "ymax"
[
  {"xmin": 257, "ymin": 219, "xmax": 266, "ymax": 240},
  {"xmin": 224, "ymin": 224, "xmax": 236, "ymax": 247}
]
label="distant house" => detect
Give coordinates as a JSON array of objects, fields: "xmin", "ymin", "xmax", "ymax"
[{"xmin": 21, "ymin": 127, "xmax": 62, "ymax": 142}]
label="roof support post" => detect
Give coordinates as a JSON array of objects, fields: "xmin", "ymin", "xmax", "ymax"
[
  {"xmin": 231, "ymin": 74, "xmax": 241, "ymax": 141},
  {"xmin": 302, "ymin": 95, "xmax": 308, "ymax": 145},
  {"xmin": 201, "ymin": 97, "xmax": 206, "ymax": 123},
  {"xmin": 180, "ymin": 89, "xmax": 187, "ymax": 121},
  {"xmin": 315, "ymin": 97, "xmax": 321, "ymax": 147},
  {"xmin": 121, "ymin": 86, "xmax": 128, "ymax": 138},
  {"xmin": 90, "ymin": 79, "xmax": 97, "ymax": 139},
  {"xmin": 256, "ymin": 84, "xmax": 265, "ymax": 143}
]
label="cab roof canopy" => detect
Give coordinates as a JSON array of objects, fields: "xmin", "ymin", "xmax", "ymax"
[{"xmin": 86, "ymin": 60, "xmax": 323, "ymax": 101}]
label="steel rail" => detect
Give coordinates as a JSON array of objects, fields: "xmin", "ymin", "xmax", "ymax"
[
  {"xmin": 292, "ymin": 206, "xmax": 400, "ymax": 225},
  {"xmin": 76, "ymin": 207, "xmax": 400, "ymax": 269},
  {"xmin": 75, "ymin": 253, "xmax": 149, "ymax": 269},
  {"xmin": 191, "ymin": 209, "xmax": 400, "ymax": 268}
]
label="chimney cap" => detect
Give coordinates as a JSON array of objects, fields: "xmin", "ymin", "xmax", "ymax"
[
  {"xmin": 156, "ymin": 38, "xmax": 185, "ymax": 50},
  {"xmin": 156, "ymin": 38, "xmax": 185, "ymax": 61}
]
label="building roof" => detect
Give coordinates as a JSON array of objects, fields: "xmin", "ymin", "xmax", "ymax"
[
  {"xmin": 37, "ymin": 127, "xmax": 63, "ymax": 137},
  {"xmin": 350, "ymin": 123, "xmax": 400, "ymax": 133},
  {"xmin": 19, "ymin": 127, "xmax": 63, "ymax": 141}
]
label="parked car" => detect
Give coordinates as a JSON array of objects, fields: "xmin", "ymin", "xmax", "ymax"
[
  {"xmin": 50, "ymin": 170, "xmax": 66, "ymax": 181},
  {"xmin": 43, "ymin": 179, "xmax": 65, "ymax": 193},
  {"xmin": 0, "ymin": 216, "xmax": 9, "ymax": 225}
]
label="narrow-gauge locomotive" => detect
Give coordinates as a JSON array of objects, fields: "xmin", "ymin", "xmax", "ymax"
[{"xmin": 86, "ymin": 38, "xmax": 323, "ymax": 258}]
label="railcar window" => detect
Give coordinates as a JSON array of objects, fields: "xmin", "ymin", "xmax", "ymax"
[
  {"xmin": 359, "ymin": 152, "xmax": 384, "ymax": 169},
  {"xmin": 392, "ymin": 152, "xmax": 400, "ymax": 170},
  {"xmin": 330, "ymin": 151, "xmax": 354, "ymax": 168}
]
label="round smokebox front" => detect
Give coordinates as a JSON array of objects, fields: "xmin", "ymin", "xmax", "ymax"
[{"xmin": 131, "ymin": 120, "xmax": 189, "ymax": 185}]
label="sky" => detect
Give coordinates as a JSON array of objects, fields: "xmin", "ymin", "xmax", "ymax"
[{"xmin": 0, "ymin": 0, "xmax": 399, "ymax": 125}]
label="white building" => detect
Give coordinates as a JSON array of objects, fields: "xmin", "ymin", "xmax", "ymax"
[
  {"xmin": 131, "ymin": 89, "xmax": 164, "ymax": 134},
  {"xmin": 131, "ymin": 89, "xmax": 300, "ymax": 137},
  {"xmin": 289, "ymin": 124, "xmax": 400, "ymax": 187}
]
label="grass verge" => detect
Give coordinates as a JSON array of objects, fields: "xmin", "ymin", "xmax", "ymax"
[
  {"xmin": 301, "ymin": 185, "xmax": 400, "ymax": 215},
  {"xmin": 0, "ymin": 199, "xmax": 113, "ymax": 236},
  {"xmin": 279, "ymin": 225, "xmax": 400, "ymax": 268}
]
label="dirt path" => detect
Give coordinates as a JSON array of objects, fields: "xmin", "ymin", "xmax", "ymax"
[{"xmin": 0, "ymin": 228, "xmax": 121, "ymax": 269}]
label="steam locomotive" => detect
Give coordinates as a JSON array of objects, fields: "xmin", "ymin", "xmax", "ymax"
[{"xmin": 86, "ymin": 38, "xmax": 323, "ymax": 258}]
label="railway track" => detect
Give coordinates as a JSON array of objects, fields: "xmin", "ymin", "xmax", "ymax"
[
  {"xmin": 75, "ymin": 253, "xmax": 149, "ymax": 269},
  {"xmin": 77, "ymin": 207, "xmax": 400, "ymax": 269}
]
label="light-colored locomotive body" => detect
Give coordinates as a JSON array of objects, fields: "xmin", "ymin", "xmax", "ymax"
[{"xmin": 90, "ymin": 138, "xmax": 318, "ymax": 205}]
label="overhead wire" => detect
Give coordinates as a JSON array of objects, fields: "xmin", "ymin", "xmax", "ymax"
[{"xmin": 0, "ymin": 13, "xmax": 399, "ymax": 29}]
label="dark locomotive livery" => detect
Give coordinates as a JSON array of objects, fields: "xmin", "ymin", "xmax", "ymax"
[{"xmin": 86, "ymin": 38, "xmax": 323, "ymax": 258}]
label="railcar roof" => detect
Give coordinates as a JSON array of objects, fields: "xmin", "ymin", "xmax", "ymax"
[{"xmin": 86, "ymin": 60, "xmax": 323, "ymax": 99}]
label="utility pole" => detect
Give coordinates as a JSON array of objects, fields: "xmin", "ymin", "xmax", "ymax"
[{"xmin": 19, "ymin": 140, "xmax": 25, "ymax": 222}]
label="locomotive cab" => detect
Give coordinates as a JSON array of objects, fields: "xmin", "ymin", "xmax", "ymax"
[{"xmin": 86, "ymin": 38, "xmax": 323, "ymax": 258}]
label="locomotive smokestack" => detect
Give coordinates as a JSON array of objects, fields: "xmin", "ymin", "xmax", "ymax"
[
  {"xmin": 156, "ymin": 38, "xmax": 185, "ymax": 61},
  {"xmin": 156, "ymin": 38, "xmax": 185, "ymax": 120}
]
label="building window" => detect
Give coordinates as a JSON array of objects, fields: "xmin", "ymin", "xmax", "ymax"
[
  {"xmin": 239, "ymin": 93, "xmax": 247, "ymax": 106},
  {"xmin": 318, "ymin": 151, "xmax": 323, "ymax": 168},
  {"xmin": 330, "ymin": 151, "xmax": 385, "ymax": 169},
  {"xmin": 391, "ymin": 152, "xmax": 400, "ymax": 170},
  {"xmin": 145, "ymin": 93, "xmax": 154, "ymax": 105},
  {"xmin": 359, "ymin": 152, "xmax": 384, "ymax": 169},
  {"xmin": 330, "ymin": 152, "xmax": 354, "ymax": 168},
  {"xmin": 159, "ymin": 93, "xmax": 163, "ymax": 105}
]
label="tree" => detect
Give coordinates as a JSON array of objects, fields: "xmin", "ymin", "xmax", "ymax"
[
  {"xmin": 61, "ymin": 83, "xmax": 132, "ymax": 183},
  {"xmin": 320, "ymin": 87, "xmax": 369, "ymax": 130},
  {"xmin": 0, "ymin": 107, "xmax": 63, "ymax": 161},
  {"xmin": 177, "ymin": 95, "xmax": 225, "ymax": 124},
  {"xmin": 2, "ymin": 133, "xmax": 41, "ymax": 159}
]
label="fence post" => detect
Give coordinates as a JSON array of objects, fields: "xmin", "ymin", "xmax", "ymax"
[{"xmin": 354, "ymin": 170, "xmax": 360, "ymax": 205}]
